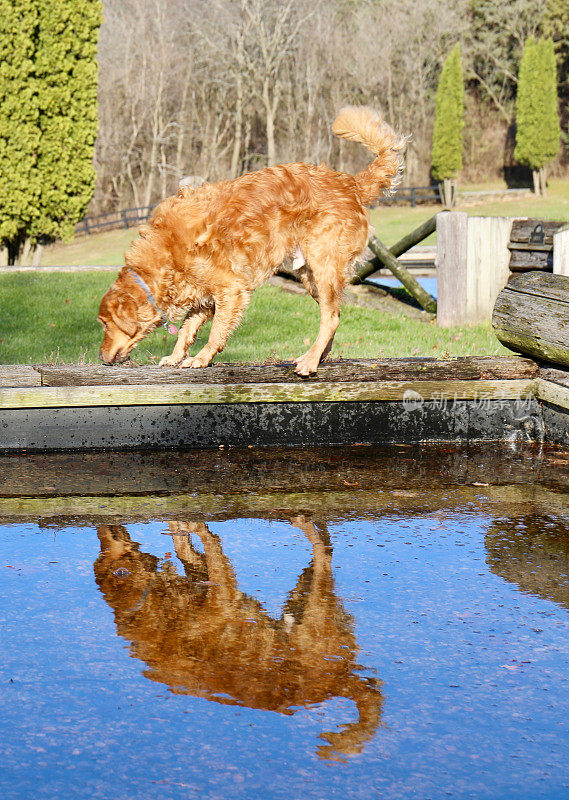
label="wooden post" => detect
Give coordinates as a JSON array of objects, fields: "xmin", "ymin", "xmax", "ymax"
[
  {"xmin": 465, "ymin": 216, "xmax": 512, "ymax": 322},
  {"xmin": 437, "ymin": 212, "xmax": 512, "ymax": 326},
  {"xmin": 553, "ymin": 227, "xmax": 569, "ymax": 277},
  {"xmin": 437, "ymin": 211, "xmax": 468, "ymax": 327}
]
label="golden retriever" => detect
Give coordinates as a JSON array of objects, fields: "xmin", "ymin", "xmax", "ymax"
[{"xmin": 98, "ymin": 107, "xmax": 406, "ymax": 376}]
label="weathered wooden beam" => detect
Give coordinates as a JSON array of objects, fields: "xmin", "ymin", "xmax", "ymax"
[
  {"xmin": 36, "ymin": 357, "xmax": 538, "ymax": 387},
  {"xmin": 353, "ymin": 214, "xmax": 437, "ymax": 283},
  {"xmin": 363, "ymin": 236, "xmax": 437, "ymax": 313},
  {"xmin": 493, "ymin": 272, "xmax": 569, "ymax": 368},
  {"xmin": 0, "ymin": 378, "xmax": 537, "ymax": 409}
]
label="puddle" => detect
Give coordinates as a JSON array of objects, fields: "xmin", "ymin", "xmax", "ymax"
[{"xmin": 1, "ymin": 444, "xmax": 569, "ymax": 799}]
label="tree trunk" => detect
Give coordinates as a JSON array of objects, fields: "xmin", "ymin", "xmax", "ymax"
[
  {"xmin": 33, "ymin": 244, "xmax": 43, "ymax": 267},
  {"xmin": 19, "ymin": 238, "xmax": 33, "ymax": 267},
  {"xmin": 540, "ymin": 166, "xmax": 547, "ymax": 197},
  {"xmin": 440, "ymin": 179, "xmax": 454, "ymax": 208},
  {"xmin": 230, "ymin": 72, "xmax": 244, "ymax": 178},
  {"xmin": 0, "ymin": 246, "xmax": 8, "ymax": 267},
  {"xmin": 532, "ymin": 169, "xmax": 540, "ymax": 195}
]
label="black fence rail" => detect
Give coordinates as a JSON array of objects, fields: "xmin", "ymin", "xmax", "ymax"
[
  {"xmin": 377, "ymin": 185, "xmax": 441, "ymax": 208},
  {"xmin": 75, "ymin": 205, "xmax": 155, "ymax": 236}
]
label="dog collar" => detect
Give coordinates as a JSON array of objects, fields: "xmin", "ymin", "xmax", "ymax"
[{"xmin": 127, "ymin": 268, "xmax": 178, "ymax": 335}]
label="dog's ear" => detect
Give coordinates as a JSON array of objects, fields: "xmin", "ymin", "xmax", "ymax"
[{"xmin": 114, "ymin": 296, "xmax": 139, "ymax": 337}]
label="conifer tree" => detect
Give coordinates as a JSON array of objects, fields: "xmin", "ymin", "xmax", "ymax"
[
  {"xmin": 514, "ymin": 37, "xmax": 560, "ymax": 195},
  {"xmin": 543, "ymin": 0, "xmax": 569, "ymax": 99},
  {"xmin": 0, "ymin": 0, "xmax": 40, "ymax": 264},
  {"xmin": 430, "ymin": 44, "xmax": 464, "ymax": 208},
  {"xmin": 0, "ymin": 0, "xmax": 102, "ymax": 264}
]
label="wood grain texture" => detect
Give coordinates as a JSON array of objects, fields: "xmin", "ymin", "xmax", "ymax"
[
  {"xmin": 493, "ymin": 273, "xmax": 569, "ymax": 368},
  {"xmin": 0, "ymin": 378, "xmax": 537, "ymax": 409},
  {"xmin": 0, "ymin": 366, "xmax": 41, "ymax": 387},
  {"xmin": 37, "ymin": 357, "xmax": 538, "ymax": 387},
  {"xmin": 554, "ymin": 228, "xmax": 569, "ymax": 277},
  {"xmin": 436, "ymin": 211, "xmax": 468, "ymax": 327},
  {"xmin": 509, "ymin": 219, "xmax": 566, "ymax": 244}
]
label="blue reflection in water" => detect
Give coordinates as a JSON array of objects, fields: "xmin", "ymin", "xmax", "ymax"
[
  {"xmin": 1, "ymin": 511, "xmax": 569, "ymax": 800},
  {"xmin": 368, "ymin": 275, "xmax": 438, "ymax": 299}
]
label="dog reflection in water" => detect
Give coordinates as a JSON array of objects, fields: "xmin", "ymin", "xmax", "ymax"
[{"xmin": 94, "ymin": 517, "xmax": 382, "ymax": 760}]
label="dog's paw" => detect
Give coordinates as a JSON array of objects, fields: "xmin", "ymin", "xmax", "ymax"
[
  {"xmin": 159, "ymin": 354, "xmax": 182, "ymax": 367},
  {"xmin": 179, "ymin": 355, "xmax": 211, "ymax": 369},
  {"xmin": 294, "ymin": 353, "xmax": 319, "ymax": 377}
]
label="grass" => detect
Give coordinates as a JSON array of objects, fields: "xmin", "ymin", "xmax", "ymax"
[
  {"xmin": 0, "ymin": 271, "xmax": 508, "ymax": 365},
  {"xmin": 41, "ymin": 178, "xmax": 569, "ymax": 267}
]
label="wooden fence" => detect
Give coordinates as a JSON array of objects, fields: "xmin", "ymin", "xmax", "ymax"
[
  {"xmin": 74, "ymin": 205, "xmax": 155, "ymax": 236},
  {"xmin": 436, "ymin": 212, "xmax": 569, "ymax": 326},
  {"xmin": 376, "ymin": 185, "xmax": 440, "ymax": 208}
]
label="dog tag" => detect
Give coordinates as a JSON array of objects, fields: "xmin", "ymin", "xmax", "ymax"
[{"xmin": 165, "ymin": 323, "xmax": 179, "ymax": 335}]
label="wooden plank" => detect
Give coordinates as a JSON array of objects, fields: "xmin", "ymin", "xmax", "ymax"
[
  {"xmin": 537, "ymin": 378, "xmax": 569, "ymax": 411},
  {"xmin": 466, "ymin": 216, "xmax": 512, "ymax": 323},
  {"xmin": 509, "ymin": 249, "xmax": 553, "ymax": 271},
  {"xmin": 0, "ymin": 365, "xmax": 41, "ymax": 387},
  {"xmin": 539, "ymin": 366, "xmax": 569, "ymax": 389},
  {"xmin": 554, "ymin": 228, "xmax": 569, "ymax": 277},
  {"xmin": 437, "ymin": 211, "xmax": 468, "ymax": 326},
  {"xmin": 37, "ymin": 356, "xmax": 538, "ymax": 387},
  {"xmin": 0, "ymin": 378, "xmax": 537, "ymax": 410}
]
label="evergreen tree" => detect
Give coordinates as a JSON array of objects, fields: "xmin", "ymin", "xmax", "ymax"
[
  {"xmin": 430, "ymin": 44, "xmax": 464, "ymax": 207},
  {"xmin": 543, "ymin": 0, "xmax": 569, "ymax": 99},
  {"xmin": 0, "ymin": 0, "xmax": 40, "ymax": 264},
  {"xmin": 514, "ymin": 36, "xmax": 560, "ymax": 194},
  {"xmin": 0, "ymin": 0, "xmax": 102, "ymax": 264}
]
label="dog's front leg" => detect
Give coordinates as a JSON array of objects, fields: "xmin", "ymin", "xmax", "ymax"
[
  {"xmin": 180, "ymin": 288, "xmax": 251, "ymax": 369},
  {"xmin": 159, "ymin": 309, "xmax": 212, "ymax": 367}
]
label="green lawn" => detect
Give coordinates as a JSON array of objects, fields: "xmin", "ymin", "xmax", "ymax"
[{"xmin": 0, "ymin": 271, "xmax": 508, "ymax": 365}]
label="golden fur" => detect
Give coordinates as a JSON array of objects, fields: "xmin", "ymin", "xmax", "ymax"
[{"xmin": 98, "ymin": 107, "xmax": 406, "ymax": 375}]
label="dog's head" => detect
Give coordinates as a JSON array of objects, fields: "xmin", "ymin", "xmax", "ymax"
[{"xmin": 98, "ymin": 271, "xmax": 161, "ymax": 365}]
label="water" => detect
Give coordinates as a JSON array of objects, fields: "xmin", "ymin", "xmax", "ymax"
[
  {"xmin": 369, "ymin": 275, "xmax": 438, "ymax": 298},
  {"xmin": 1, "ymin": 444, "xmax": 569, "ymax": 799}
]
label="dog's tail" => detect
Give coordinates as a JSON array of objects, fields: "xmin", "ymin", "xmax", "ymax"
[{"xmin": 332, "ymin": 106, "xmax": 408, "ymax": 205}]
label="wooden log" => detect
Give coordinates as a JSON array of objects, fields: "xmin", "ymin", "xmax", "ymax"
[
  {"xmin": 365, "ymin": 236, "xmax": 437, "ymax": 313},
  {"xmin": 354, "ymin": 214, "xmax": 437, "ymax": 282},
  {"xmin": 492, "ymin": 272, "xmax": 569, "ymax": 368},
  {"xmin": 37, "ymin": 356, "xmax": 538, "ymax": 387},
  {"xmin": 509, "ymin": 218, "xmax": 566, "ymax": 245},
  {"xmin": 508, "ymin": 248, "xmax": 553, "ymax": 271}
]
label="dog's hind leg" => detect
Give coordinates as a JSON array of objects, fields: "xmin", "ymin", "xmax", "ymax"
[
  {"xmin": 159, "ymin": 308, "xmax": 213, "ymax": 367},
  {"xmin": 293, "ymin": 270, "xmax": 342, "ymax": 376},
  {"xmin": 179, "ymin": 286, "xmax": 251, "ymax": 369}
]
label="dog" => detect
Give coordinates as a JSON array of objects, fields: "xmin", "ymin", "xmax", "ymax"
[{"xmin": 98, "ymin": 107, "xmax": 406, "ymax": 376}]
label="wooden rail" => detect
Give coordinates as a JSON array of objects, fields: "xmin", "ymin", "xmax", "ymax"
[{"xmin": 75, "ymin": 205, "xmax": 155, "ymax": 236}]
